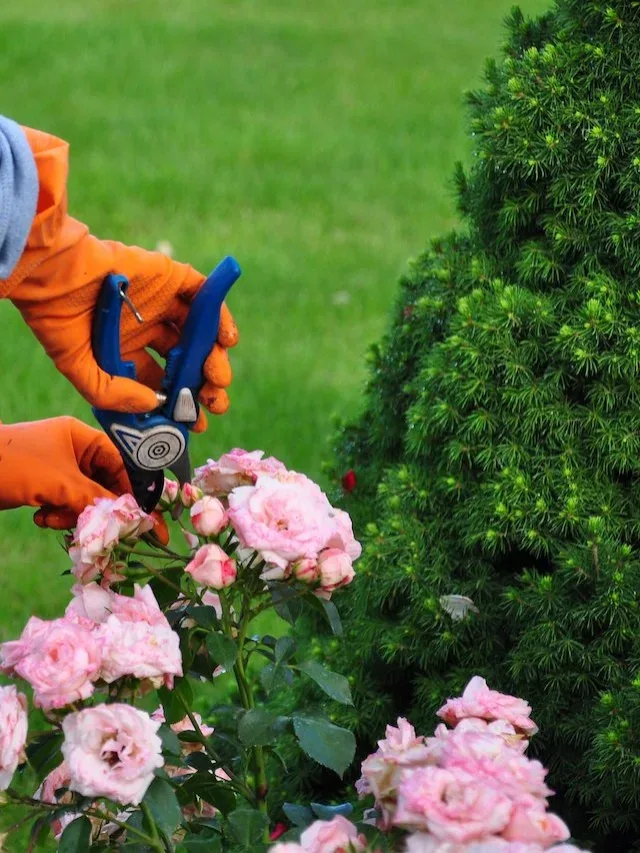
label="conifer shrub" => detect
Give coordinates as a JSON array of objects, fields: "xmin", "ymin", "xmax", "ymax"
[{"xmin": 299, "ymin": 3, "xmax": 640, "ymax": 849}]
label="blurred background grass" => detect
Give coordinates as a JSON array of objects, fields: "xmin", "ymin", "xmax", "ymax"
[{"xmin": 0, "ymin": 0, "xmax": 545, "ymax": 640}]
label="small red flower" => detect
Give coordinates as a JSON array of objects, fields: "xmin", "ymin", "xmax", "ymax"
[
  {"xmin": 269, "ymin": 822, "xmax": 288, "ymax": 841},
  {"xmin": 342, "ymin": 469, "xmax": 357, "ymax": 493}
]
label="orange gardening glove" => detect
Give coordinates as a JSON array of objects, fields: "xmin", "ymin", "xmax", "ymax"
[
  {"xmin": 0, "ymin": 417, "xmax": 168, "ymax": 540},
  {"xmin": 0, "ymin": 128, "xmax": 238, "ymax": 427}
]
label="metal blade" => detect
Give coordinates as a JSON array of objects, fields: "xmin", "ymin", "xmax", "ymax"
[{"xmin": 124, "ymin": 459, "xmax": 164, "ymax": 513}]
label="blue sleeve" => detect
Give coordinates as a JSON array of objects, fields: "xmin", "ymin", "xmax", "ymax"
[{"xmin": 0, "ymin": 116, "xmax": 38, "ymax": 281}]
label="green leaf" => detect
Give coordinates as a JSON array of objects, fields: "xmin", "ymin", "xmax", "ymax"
[
  {"xmin": 306, "ymin": 595, "xmax": 343, "ymax": 636},
  {"xmin": 187, "ymin": 605, "xmax": 221, "ymax": 630},
  {"xmin": 238, "ymin": 708, "xmax": 288, "ymax": 746},
  {"xmin": 158, "ymin": 724, "xmax": 182, "ymax": 758},
  {"xmin": 178, "ymin": 829, "xmax": 223, "ymax": 852},
  {"xmin": 318, "ymin": 599, "xmax": 343, "ymax": 636},
  {"xmin": 275, "ymin": 636, "xmax": 296, "ymax": 664},
  {"xmin": 310, "ymin": 802, "xmax": 353, "ymax": 820},
  {"xmin": 292, "ymin": 715, "xmax": 355, "ymax": 777},
  {"xmin": 260, "ymin": 663, "xmax": 283, "ymax": 694},
  {"xmin": 226, "ymin": 808, "xmax": 269, "ymax": 848},
  {"xmin": 142, "ymin": 777, "xmax": 182, "ymax": 837},
  {"xmin": 26, "ymin": 730, "xmax": 64, "ymax": 781},
  {"xmin": 124, "ymin": 810, "xmax": 154, "ymax": 851},
  {"xmin": 158, "ymin": 677, "xmax": 194, "ymax": 724},
  {"xmin": 295, "ymin": 660, "xmax": 353, "ymax": 705},
  {"xmin": 186, "ymin": 751, "xmax": 215, "ymax": 772},
  {"xmin": 269, "ymin": 583, "xmax": 304, "ymax": 624},
  {"xmin": 58, "ymin": 816, "xmax": 92, "ymax": 852},
  {"xmin": 206, "ymin": 633, "xmax": 237, "ymax": 671},
  {"xmin": 27, "ymin": 816, "xmax": 50, "ymax": 850},
  {"xmin": 179, "ymin": 775, "xmax": 237, "ymax": 815}
]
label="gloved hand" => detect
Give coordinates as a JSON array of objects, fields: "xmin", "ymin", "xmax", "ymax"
[
  {"xmin": 0, "ymin": 417, "xmax": 167, "ymax": 541},
  {"xmin": 0, "ymin": 127, "xmax": 238, "ymax": 427},
  {"xmin": 0, "ymin": 417, "xmax": 129, "ymax": 528}
]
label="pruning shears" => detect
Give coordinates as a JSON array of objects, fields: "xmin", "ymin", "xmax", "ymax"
[{"xmin": 91, "ymin": 255, "xmax": 241, "ymax": 515}]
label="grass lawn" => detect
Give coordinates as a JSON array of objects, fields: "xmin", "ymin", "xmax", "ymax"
[{"xmin": 0, "ymin": 0, "xmax": 546, "ymax": 641}]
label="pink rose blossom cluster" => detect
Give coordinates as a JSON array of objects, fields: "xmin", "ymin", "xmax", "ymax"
[
  {"xmin": 185, "ymin": 450, "xmax": 362, "ymax": 599},
  {"xmin": 355, "ymin": 678, "xmax": 589, "ymax": 853},
  {"xmin": 271, "ymin": 815, "xmax": 367, "ymax": 853},
  {"xmin": 69, "ymin": 494, "xmax": 154, "ymax": 584},
  {"xmin": 0, "ymin": 583, "xmax": 182, "ymax": 709},
  {"xmin": 228, "ymin": 470, "xmax": 361, "ymax": 596},
  {"xmin": 0, "ymin": 685, "xmax": 28, "ymax": 791}
]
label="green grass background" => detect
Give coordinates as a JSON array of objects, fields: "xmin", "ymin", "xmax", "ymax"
[{"xmin": 0, "ymin": 0, "xmax": 545, "ymax": 642}]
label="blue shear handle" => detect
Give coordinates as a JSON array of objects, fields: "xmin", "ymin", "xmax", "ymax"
[
  {"xmin": 91, "ymin": 274, "xmax": 137, "ymax": 380},
  {"xmin": 160, "ymin": 255, "xmax": 241, "ymax": 417}
]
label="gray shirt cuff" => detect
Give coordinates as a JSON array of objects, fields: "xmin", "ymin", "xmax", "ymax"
[{"xmin": 0, "ymin": 116, "xmax": 38, "ymax": 281}]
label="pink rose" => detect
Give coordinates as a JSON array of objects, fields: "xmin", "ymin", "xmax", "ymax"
[
  {"xmin": 69, "ymin": 494, "xmax": 153, "ymax": 584},
  {"xmin": 97, "ymin": 619, "xmax": 182, "ymax": 688},
  {"xmin": 105, "ymin": 584, "xmax": 169, "ymax": 626},
  {"xmin": 194, "ymin": 449, "xmax": 287, "ymax": 496},
  {"xmin": 94, "ymin": 584, "xmax": 182, "ymax": 688},
  {"xmin": 67, "ymin": 582, "xmax": 169, "ymax": 628},
  {"xmin": 228, "ymin": 474, "xmax": 336, "ymax": 570},
  {"xmin": 65, "ymin": 583, "xmax": 114, "ymax": 624},
  {"xmin": 424, "ymin": 719, "xmax": 528, "ymax": 764},
  {"xmin": 316, "ymin": 549, "xmax": 355, "ymax": 597},
  {"xmin": 161, "ymin": 478, "xmax": 179, "ymax": 504},
  {"xmin": 1, "ymin": 617, "xmax": 101, "ymax": 710},
  {"xmin": 190, "ymin": 496, "xmax": 228, "ymax": 536},
  {"xmin": 502, "ymin": 797, "xmax": 570, "ymax": 846},
  {"xmin": 394, "ymin": 766, "xmax": 513, "ymax": 841},
  {"xmin": 372, "ymin": 717, "xmax": 431, "ymax": 769},
  {"xmin": 271, "ymin": 845, "xmax": 305, "ymax": 853},
  {"xmin": 440, "ymin": 731, "xmax": 552, "ymax": 803},
  {"xmin": 185, "ymin": 544, "xmax": 237, "ymax": 589},
  {"xmin": 299, "ymin": 816, "xmax": 366, "ymax": 852},
  {"xmin": 294, "ymin": 558, "xmax": 320, "ymax": 584},
  {"xmin": 404, "ymin": 837, "xmax": 450, "ymax": 853},
  {"xmin": 357, "ymin": 718, "xmax": 433, "ymax": 819},
  {"xmin": 0, "ymin": 686, "xmax": 27, "ymax": 790},
  {"xmin": 405, "ymin": 840, "xmax": 589, "ymax": 853},
  {"xmin": 326, "ymin": 508, "xmax": 362, "ymax": 561},
  {"xmin": 62, "ymin": 704, "xmax": 163, "ymax": 805},
  {"xmin": 437, "ymin": 677, "xmax": 538, "ymax": 736},
  {"xmin": 180, "ymin": 483, "xmax": 203, "ymax": 507}
]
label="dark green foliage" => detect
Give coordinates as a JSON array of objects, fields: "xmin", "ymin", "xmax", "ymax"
[{"xmin": 301, "ymin": 2, "xmax": 640, "ymax": 849}]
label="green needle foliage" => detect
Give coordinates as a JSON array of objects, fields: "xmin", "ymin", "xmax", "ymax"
[{"xmin": 301, "ymin": 2, "xmax": 640, "ymax": 849}]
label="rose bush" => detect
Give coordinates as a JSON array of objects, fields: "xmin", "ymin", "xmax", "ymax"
[{"xmin": 0, "ymin": 449, "xmax": 587, "ymax": 852}]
